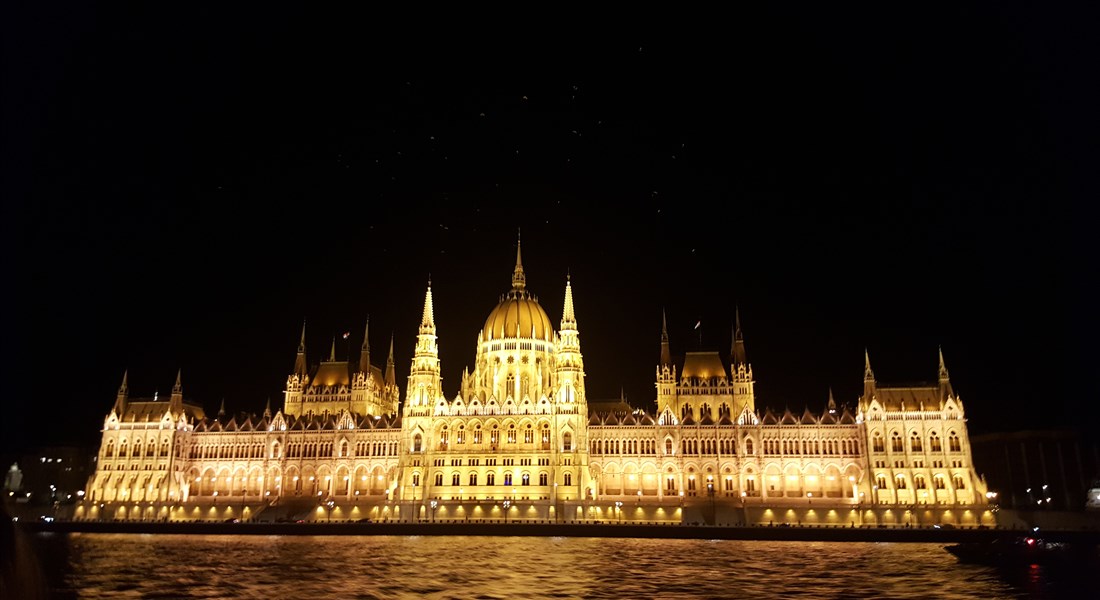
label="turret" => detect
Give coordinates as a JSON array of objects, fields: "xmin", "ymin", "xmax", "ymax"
[
  {"xmin": 556, "ymin": 274, "xmax": 585, "ymax": 401},
  {"xmin": 407, "ymin": 279, "xmax": 442, "ymax": 409},
  {"xmin": 729, "ymin": 309, "xmax": 755, "ymax": 413}
]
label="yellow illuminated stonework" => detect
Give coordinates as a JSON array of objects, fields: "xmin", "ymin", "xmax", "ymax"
[{"xmin": 78, "ymin": 241, "xmax": 990, "ymax": 527}]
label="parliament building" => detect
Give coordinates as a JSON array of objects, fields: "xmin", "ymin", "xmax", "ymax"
[{"xmin": 76, "ymin": 242, "xmax": 994, "ymax": 527}]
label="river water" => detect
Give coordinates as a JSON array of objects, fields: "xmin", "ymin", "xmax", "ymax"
[{"xmin": 18, "ymin": 533, "xmax": 1093, "ymax": 599}]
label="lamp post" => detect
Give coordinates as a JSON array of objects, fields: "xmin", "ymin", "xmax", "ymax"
[
  {"xmin": 503, "ymin": 500, "xmax": 511, "ymax": 524},
  {"xmin": 430, "ymin": 499, "xmax": 438, "ymax": 522},
  {"xmin": 615, "ymin": 501, "xmax": 623, "ymax": 523}
]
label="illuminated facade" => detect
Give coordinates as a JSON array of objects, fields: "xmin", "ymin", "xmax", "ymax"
[{"xmin": 77, "ymin": 243, "xmax": 992, "ymax": 526}]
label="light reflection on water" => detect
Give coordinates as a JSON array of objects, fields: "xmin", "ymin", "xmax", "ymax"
[{"xmin": 25, "ymin": 533, "xmax": 1090, "ymax": 599}]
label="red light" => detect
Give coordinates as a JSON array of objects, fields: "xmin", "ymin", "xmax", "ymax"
[{"xmin": 1025, "ymin": 538, "xmax": 1036, "ymax": 546}]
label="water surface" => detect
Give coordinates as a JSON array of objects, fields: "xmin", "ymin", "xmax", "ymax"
[{"xmin": 24, "ymin": 533, "xmax": 1091, "ymax": 599}]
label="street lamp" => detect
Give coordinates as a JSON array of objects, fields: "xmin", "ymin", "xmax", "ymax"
[
  {"xmin": 503, "ymin": 500, "xmax": 511, "ymax": 524},
  {"xmin": 615, "ymin": 501, "xmax": 623, "ymax": 523},
  {"xmin": 430, "ymin": 499, "xmax": 438, "ymax": 522}
]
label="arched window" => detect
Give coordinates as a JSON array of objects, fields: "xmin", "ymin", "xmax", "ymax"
[
  {"xmin": 745, "ymin": 439, "xmax": 754, "ymax": 454},
  {"xmin": 876, "ymin": 474, "xmax": 887, "ymax": 489},
  {"xmin": 105, "ymin": 440, "xmax": 115, "ymax": 458},
  {"xmin": 914, "ymin": 475, "xmax": 926, "ymax": 490},
  {"xmin": 891, "ymin": 432, "xmax": 903, "ymax": 452},
  {"xmin": 340, "ymin": 441, "xmax": 349, "ymax": 458},
  {"xmin": 413, "ymin": 434, "xmax": 423, "ymax": 452},
  {"xmin": 469, "ymin": 473, "xmax": 477, "ymax": 486},
  {"xmin": 524, "ymin": 425, "xmax": 533, "ymax": 444},
  {"xmin": 564, "ymin": 473, "xmax": 572, "ymax": 486},
  {"xmin": 929, "ymin": 433, "xmax": 941, "ymax": 452},
  {"xmin": 952, "ymin": 474, "xmax": 965, "ymax": 490},
  {"xmin": 487, "ymin": 472, "xmax": 496, "ymax": 486},
  {"xmin": 435, "ymin": 473, "xmax": 443, "ymax": 486},
  {"xmin": 665, "ymin": 439, "xmax": 674, "ymax": 455},
  {"xmin": 504, "ymin": 473, "xmax": 513, "ymax": 486},
  {"xmin": 452, "ymin": 473, "xmax": 460, "ymax": 486},
  {"xmin": 507, "ymin": 425, "xmax": 517, "ymax": 444},
  {"xmin": 563, "ymin": 432, "xmax": 572, "ymax": 451},
  {"xmin": 272, "ymin": 441, "xmax": 282, "ymax": 459},
  {"xmin": 506, "ymin": 374, "xmax": 515, "ymax": 398},
  {"xmin": 872, "ymin": 432, "xmax": 884, "ymax": 452},
  {"xmin": 910, "ymin": 433, "xmax": 922, "ymax": 452},
  {"xmin": 539, "ymin": 472, "xmax": 548, "ymax": 485},
  {"xmin": 933, "ymin": 475, "xmax": 946, "ymax": 490},
  {"xmin": 522, "ymin": 473, "xmax": 530, "ymax": 486},
  {"xmin": 895, "ymin": 475, "xmax": 907, "ymax": 490},
  {"xmin": 948, "ymin": 432, "xmax": 961, "ymax": 452}
]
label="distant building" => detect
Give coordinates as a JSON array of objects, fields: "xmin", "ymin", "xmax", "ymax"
[
  {"xmin": 76, "ymin": 241, "xmax": 993, "ymax": 527},
  {"xmin": 970, "ymin": 430, "xmax": 1100, "ymax": 511},
  {"xmin": 8, "ymin": 447, "xmax": 93, "ymax": 506}
]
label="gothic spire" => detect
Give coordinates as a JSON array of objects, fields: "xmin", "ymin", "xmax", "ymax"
[
  {"xmin": 359, "ymin": 316, "xmax": 371, "ymax": 374},
  {"xmin": 329, "ymin": 336, "xmax": 336, "ymax": 362},
  {"xmin": 731, "ymin": 306, "xmax": 747, "ymax": 366},
  {"xmin": 217, "ymin": 398, "xmax": 226, "ymax": 419},
  {"xmin": 419, "ymin": 278, "xmax": 436, "ymax": 335},
  {"xmin": 660, "ymin": 308, "xmax": 672, "ymax": 367},
  {"xmin": 293, "ymin": 320, "xmax": 308, "ymax": 377},
  {"xmin": 113, "ymin": 370, "xmax": 129, "ymax": 414},
  {"xmin": 385, "ymin": 333, "xmax": 396, "ymax": 387},
  {"xmin": 862, "ymin": 348, "xmax": 877, "ymax": 403},
  {"xmin": 263, "ymin": 397, "xmax": 272, "ymax": 418},
  {"xmin": 827, "ymin": 387, "xmax": 836, "ymax": 412},
  {"xmin": 172, "ymin": 368, "xmax": 182, "ymax": 395},
  {"xmin": 512, "ymin": 229, "xmax": 526, "ymax": 290},
  {"xmin": 938, "ymin": 346, "xmax": 955, "ymax": 404},
  {"xmin": 561, "ymin": 272, "xmax": 576, "ymax": 329}
]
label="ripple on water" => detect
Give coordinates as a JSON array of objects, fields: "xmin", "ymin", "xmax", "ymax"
[{"xmin": 25, "ymin": 533, "xmax": 1095, "ymax": 599}]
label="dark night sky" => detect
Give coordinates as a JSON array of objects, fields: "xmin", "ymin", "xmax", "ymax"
[{"xmin": 3, "ymin": 5, "xmax": 1097, "ymax": 456}]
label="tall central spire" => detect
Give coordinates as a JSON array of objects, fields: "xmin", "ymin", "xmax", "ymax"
[
  {"xmin": 561, "ymin": 272, "xmax": 576, "ymax": 328},
  {"xmin": 420, "ymin": 277, "xmax": 436, "ymax": 335},
  {"xmin": 511, "ymin": 229, "xmax": 526, "ymax": 290}
]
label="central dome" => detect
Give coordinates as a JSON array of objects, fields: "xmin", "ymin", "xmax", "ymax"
[
  {"xmin": 484, "ymin": 295, "xmax": 554, "ymax": 341},
  {"xmin": 482, "ymin": 234, "xmax": 554, "ymax": 341}
]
